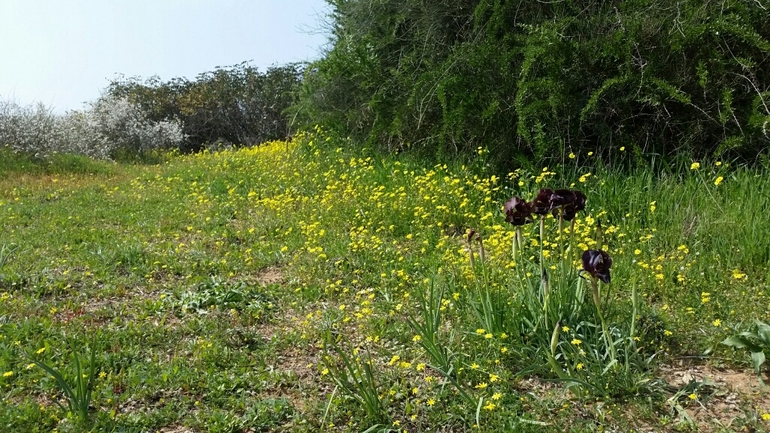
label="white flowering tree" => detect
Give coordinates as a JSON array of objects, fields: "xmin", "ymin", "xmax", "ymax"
[
  {"xmin": 0, "ymin": 100, "xmax": 61, "ymax": 158},
  {"xmin": 0, "ymin": 96, "xmax": 185, "ymax": 160},
  {"xmin": 87, "ymin": 95, "xmax": 185, "ymax": 155}
]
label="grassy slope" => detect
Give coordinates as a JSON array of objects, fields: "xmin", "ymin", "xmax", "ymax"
[{"xmin": 1, "ymin": 133, "xmax": 769, "ymax": 432}]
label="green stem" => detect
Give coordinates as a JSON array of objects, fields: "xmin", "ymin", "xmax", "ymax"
[
  {"xmin": 547, "ymin": 354, "xmax": 569, "ymax": 380},
  {"xmin": 562, "ymin": 218, "xmax": 575, "ymax": 280},
  {"xmin": 511, "ymin": 230, "xmax": 517, "ymax": 262},
  {"xmin": 542, "ymin": 269, "xmax": 550, "ymax": 322},
  {"xmin": 475, "ymin": 232, "xmax": 486, "ymax": 264},
  {"xmin": 558, "ymin": 213, "xmax": 565, "ymax": 279},
  {"xmin": 568, "ymin": 218, "xmax": 576, "ymax": 269},
  {"xmin": 591, "ymin": 278, "xmax": 617, "ymax": 363},
  {"xmin": 626, "ymin": 283, "xmax": 638, "ymax": 372},
  {"xmin": 595, "ymin": 218, "xmax": 603, "ymax": 248},
  {"xmin": 468, "ymin": 241, "xmax": 475, "ymax": 269},
  {"xmin": 539, "ymin": 216, "xmax": 545, "ymax": 274}
]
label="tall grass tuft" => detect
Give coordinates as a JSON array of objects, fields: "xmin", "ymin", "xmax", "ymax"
[{"xmin": 28, "ymin": 335, "xmax": 101, "ymax": 425}]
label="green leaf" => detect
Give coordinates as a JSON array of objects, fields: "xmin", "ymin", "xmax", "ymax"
[
  {"xmin": 751, "ymin": 351, "xmax": 766, "ymax": 374},
  {"xmin": 755, "ymin": 321, "xmax": 770, "ymax": 345},
  {"xmin": 601, "ymin": 359, "xmax": 619, "ymax": 375},
  {"xmin": 723, "ymin": 335, "xmax": 762, "ymax": 353}
]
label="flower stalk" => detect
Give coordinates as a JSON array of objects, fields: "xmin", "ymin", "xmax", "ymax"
[
  {"xmin": 582, "ymin": 249, "xmax": 617, "ymax": 362},
  {"xmin": 467, "ymin": 229, "xmax": 476, "ymax": 268}
]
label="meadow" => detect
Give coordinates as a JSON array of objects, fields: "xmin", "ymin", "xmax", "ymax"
[{"xmin": 1, "ymin": 130, "xmax": 770, "ymax": 432}]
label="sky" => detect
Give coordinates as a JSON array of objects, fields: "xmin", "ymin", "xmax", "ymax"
[{"xmin": 0, "ymin": 0, "xmax": 331, "ymax": 113}]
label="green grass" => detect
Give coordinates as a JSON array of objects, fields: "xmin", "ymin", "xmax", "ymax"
[
  {"xmin": 1, "ymin": 132, "xmax": 769, "ymax": 432},
  {"xmin": 0, "ymin": 146, "xmax": 114, "ymax": 179}
]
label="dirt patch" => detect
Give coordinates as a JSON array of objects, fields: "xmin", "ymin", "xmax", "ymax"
[
  {"xmin": 158, "ymin": 426, "xmax": 198, "ymax": 433},
  {"xmin": 254, "ymin": 304, "xmax": 325, "ymax": 414},
  {"xmin": 662, "ymin": 363, "xmax": 770, "ymax": 430},
  {"xmin": 226, "ymin": 266, "xmax": 283, "ymax": 289},
  {"xmin": 265, "ymin": 346, "xmax": 323, "ymax": 413},
  {"xmin": 72, "ymin": 284, "xmax": 182, "ymax": 328},
  {"xmin": 256, "ymin": 267, "xmax": 283, "ymax": 285},
  {"xmin": 276, "ymin": 346, "xmax": 320, "ymax": 382}
]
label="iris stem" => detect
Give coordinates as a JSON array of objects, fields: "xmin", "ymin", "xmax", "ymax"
[
  {"xmin": 569, "ymin": 218, "xmax": 576, "ymax": 267},
  {"xmin": 547, "ymin": 321, "xmax": 568, "ymax": 380},
  {"xmin": 625, "ymin": 283, "xmax": 638, "ymax": 373},
  {"xmin": 591, "ymin": 277, "xmax": 617, "ymax": 363},
  {"xmin": 558, "ymin": 212, "xmax": 565, "ymax": 278},
  {"xmin": 511, "ymin": 226, "xmax": 524, "ymax": 265},
  {"xmin": 511, "ymin": 230, "xmax": 517, "ymax": 262},
  {"xmin": 542, "ymin": 269, "xmax": 550, "ymax": 322},
  {"xmin": 478, "ymin": 236, "xmax": 486, "ymax": 262},
  {"xmin": 539, "ymin": 216, "xmax": 545, "ymax": 275}
]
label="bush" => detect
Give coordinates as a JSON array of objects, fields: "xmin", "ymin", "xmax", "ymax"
[
  {"xmin": 296, "ymin": 0, "xmax": 770, "ymax": 165},
  {"xmin": 0, "ymin": 100, "xmax": 62, "ymax": 159},
  {"xmin": 0, "ymin": 96, "xmax": 185, "ymax": 160},
  {"xmin": 106, "ymin": 62, "xmax": 303, "ymax": 152},
  {"xmin": 2, "ymin": 62, "xmax": 301, "ymax": 159},
  {"xmin": 87, "ymin": 95, "xmax": 185, "ymax": 155}
]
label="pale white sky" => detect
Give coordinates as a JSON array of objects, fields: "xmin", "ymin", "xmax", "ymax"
[{"xmin": 0, "ymin": 0, "xmax": 330, "ymax": 112}]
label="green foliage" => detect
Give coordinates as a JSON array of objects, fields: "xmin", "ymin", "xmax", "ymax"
[
  {"xmin": 322, "ymin": 334, "xmax": 389, "ymax": 425},
  {"xmin": 723, "ymin": 321, "xmax": 770, "ymax": 382},
  {"xmin": 240, "ymin": 398, "xmax": 295, "ymax": 430},
  {"xmin": 298, "ymin": 0, "xmax": 770, "ymax": 164},
  {"xmin": 174, "ymin": 277, "xmax": 274, "ymax": 321},
  {"xmin": 405, "ymin": 279, "xmax": 476, "ymax": 406},
  {"xmin": 405, "ymin": 280, "xmax": 454, "ymax": 377},
  {"xmin": 0, "ymin": 244, "xmax": 14, "ymax": 271},
  {"xmin": 0, "ymin": 146, "xmax": 113, "ymax": 178},
  {"xmin": 107, "ymin": 62, "xmax": 303, "ymax": 152},
  {"xmin": 27, "ymin": 335, "xmax": 100, "ymax": 426}
]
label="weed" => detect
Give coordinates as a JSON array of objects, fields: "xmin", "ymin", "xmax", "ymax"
[
  {"xmin": 321, "ymin": 332, "xmax": 389, "ymax": 425},
  {"xmin": 174, "ymin": 276, "xmax": 274, "ymax": 321},
  {"xmin": 723, "ymin": 320, "xmax": 770, "ymax": 383},
  {"xmin": 27, "ymin": 335, "xmax": 100, "ymax": 425},
  {"xmin": 0, "ymin": 244, "xmax": 15, "ymax": 270}
]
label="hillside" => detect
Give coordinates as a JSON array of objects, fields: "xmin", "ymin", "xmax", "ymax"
[{"xmin": 1, "ymin": 131, "xmax": 770, "ymax": 431}]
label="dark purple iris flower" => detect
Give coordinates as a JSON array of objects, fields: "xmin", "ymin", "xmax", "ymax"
[
  {"xmin": 532, "ymin": 188, "xmax": 553, "ymax": 215},
  {"xmin": 582, "ymin": 249, "xmax": 612, "ymax": 284},
  {"xmin": 572, "ymin": 190, "xmax": 587, "ymax": 211},
  {"xmin": 549, "ymin": 189, "xmax": 587, "ymax": 221},
  {"xmin": 549, "ymin": 189, "xmax": 576, "ymax": 207},
  {"xmin": 504, "ymin": 197, "xmax": 533, "ymax": 226}
]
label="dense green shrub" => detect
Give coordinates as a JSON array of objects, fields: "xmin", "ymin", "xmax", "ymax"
[
  {"xmin": 296, "ymin": 0, "xmax": 770, "ymax": 165},
  {"xmin": 107, "ymin": 62, "xmax": 303, "ymax": 152}
]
